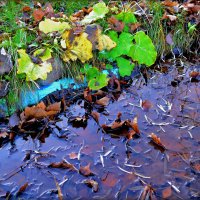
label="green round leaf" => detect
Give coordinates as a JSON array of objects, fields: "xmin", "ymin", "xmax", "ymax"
[{"xmin": 88, "ymin": 73, "xmax": 108, "ymax": 90}]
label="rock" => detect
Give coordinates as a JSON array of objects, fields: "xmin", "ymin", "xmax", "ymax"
[
  {"xmin": 0, "ymin": 48, "xmax": 13, "ymax": 75},
  {"xmin": 0, "ymin": 81, "xmax": 9, "ymax": 98},
  {"xmin": 37, "ymin": 57, "xmax": 64, "ymax": 86}
]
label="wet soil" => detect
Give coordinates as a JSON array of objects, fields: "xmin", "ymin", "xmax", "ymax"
[{"xmin": 0, "ymin": 59, "xmax": 200, "ymax": 199}]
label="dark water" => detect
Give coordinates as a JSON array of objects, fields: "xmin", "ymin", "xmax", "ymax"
[{"xmin": 0, "ymin": 60, "xmax": 200, "ymax": 199}]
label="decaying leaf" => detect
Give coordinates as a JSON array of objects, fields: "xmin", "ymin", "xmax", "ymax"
[
  {"xmin": 69, "ymin": 152, "xmax": 78, "ymax": 160},
  {"xmin": 162, "ymin": 0, "xmax": 179, "ymax": 7},
  {"xmin": 130, "ymin": 116, "xmax": 140, "ymax": 134},
  {"xmin": 33, "ymin": 9, "xmax": 45, "ymax": 22},
  {"xmin": 17, "ymin": 182, "xmax": 28, "ymax": 196},
  {"xmin": 108, "ymin": 16, "xmax": 125, "ymax": 32},
  {"xmin": 126, "ymin": 129, "xmax": 136, "ymax": 140},
  {"xmin": 0, "ymin": 132, "xmax": 8, "ymax": 138},
  {"xmin": 39, "ymin": 18, "xmax": 71, "ymax": 34},
  {"xmin": 62, "ymin": 31, "xmax": 93, "ymax": 63},
  {"xmin": 83, "ymin": 179, "xmax": 98, "ymax": 192},
  {"xmin": 190, "ymin": 71, "xmax": 199, "ymax": 78},
  {"xmin": 91, "ymin": 111, "xmax": 100, "ymax": 123},
  {"xmin": 17, "ymin": 49, "xmax": 52, "ymax": 81},
  {"xmin": 140, "ymin": 185, "xmax": 155, "ymax": 200},
  {"xmin": 81, "ymin": 2, "xmax": 109, "ymax": 25},
  {"xmin": 79, "ymin": 163, "xmax": 94, "ymax": 176},
  {"xmin": 142, "ymin": 100, "xmax": 153, "ymax": 111},
  {"xmin": 96, "ymin": 96, "xmax": 110, "ymax": 106},
  {"xmin": 84, "ymin": 88, "xmax": 93, "ymax": 102},
  {"xmin": 150, "ymin": 133, "xmax": 165, "ymax": 149},
  {"xmin": 162, "ymin": 187, "xmax": 172, "ymax": 199},
  {"xmin": 49, "ymin": 160, "xmax": 76, "ymax": 171}
]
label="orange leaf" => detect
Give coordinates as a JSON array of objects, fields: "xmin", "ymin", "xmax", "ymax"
[
  {"xmin": 131, "ymin": 116, "xmax": 140, "ymax": 134},
  {"xmin": 79, "ymin": 163, "xmax": 93, "ymax": 176},
  {"xmin": 150, "ymin": 133, "xmax": 165, "ymax": 148},
  {"xmin": 162, "ymin": 0, "xmax": 178, "ymax": 7},
  {"xmin": 22, "ymin": 6, "xmax": 32, "ymax": 12},
  {"xmin": 69, "ymin": 152, "xmax": 78, "ymax": 159},
  {"xmin": 108, "ymin": 16, "xmax": 125, "ymax": 32},
  {"xmin": 46, "ymin": 102, "xmax": 61, "ymax": 112},
  {"xmin": 33, "ymin": 9, "xmax": 45, "ymax": 22},
  {"xmin": 162, "ymin": 187, "xmax": 172, "ymax": 199},
  {"xmin": 190, "ymin": 71, "xmax": 199, "ymax": 78},
  {"xmin": 126, "ymin": 129, "xmax": 136, "ymax": 140},
  {"xmin": 142, "ymin": 100, "xmax": 153, "ymax": 111},
  {"xmin": 17, "ymin": 182, "xmax": 28, "ymax": 195}
]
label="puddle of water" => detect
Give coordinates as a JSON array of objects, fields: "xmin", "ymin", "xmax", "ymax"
[{"xmin": 0, "ymin": 62, "xmax": 200, "ymax": 199}]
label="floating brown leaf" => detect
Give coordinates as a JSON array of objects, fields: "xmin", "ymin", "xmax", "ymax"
[
  {"xmin": 69, "ymin": 152, "xmax": 78, "ymax": 159},
  {"xmin": 79, "ymin": 163, "xmax": 93, "ymax": 176},
  {"xmin": 150, "ymin": 133, "xmax": 165, "ymax": 148},
  {"xmin": 33, "ymin": 9, "xmax": 45, "ymax": 22},
  {"xmin": 96, "ymin": 96, "xmax": 110, "ymax": 106},
  {"xmin": 83, "ymin": 179, "xmax": 98, "ymax": 192},
  {"xmin": 126, "ymin": 129, "xmax": 136, "ymax": 140},
  {"xmin": 142, "ymin": 100, "xmax": 153, "ymax": 111},
  {"xmin": 17, "ymin": 182, "xmax": 28, "ymax": 196},
  {"xmin": 162, "ymin": 187, "xmax": 172, "ymax": 199},
  {"xmin": 49, "ymin": 161, "xmax": 76, "ymax": 171},
  {"xmin": 108, "ymin": 16, "xmax": 124, "ymax": 32},
  {"xmin": 130, "ymin": 116, "xmax": 140, "ymax": 134},
  {"xmin": 190, "ymin": 71, "xmax": 199, "ymax": 78},
  {"xmin": 91, "ymin": 111, "xmax": 100, "ymax": 123}
]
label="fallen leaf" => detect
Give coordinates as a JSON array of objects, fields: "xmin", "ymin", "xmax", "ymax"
[
  {"xmin": 96, "ymin": 96, "xmax": 110, "ymax": 106},
  {"xmin": 108, "ymin": 16, "xmax": 125, "ymax": 32},
  {"xmin": 33, "ymin": 9, "xmax": 45, "ymax": 22},
  {"xmin": 140, "ymin": 185, "xmax": 155, "ymax": 200},
  {"xmin": 79, "ymin": 163, "xmax": 93, "ymax": 176},
  {"xmin": 126, "ymin": 129, "xmax": 136, "ymax": 140},
  {"xmin": 84, "ymin": 88, "xmax": 93, "ymax": 102},
  {"xmin": 22, "ymin": 6, "xmax": 32, "ymax": 12},
  {"xmin": 46, "ymin": 102, "xmax": 61, "ymax": 112},
  {"xmin": 62, "ymin": 31, "xmax": 93, "ymax": 63},
  {"xmin": 39, "ymin": 18, "xmax": 71, "ymax": 34},
  {"xmin": 91, "ymin": 111, "xmax": 100, "ymax": 123},
  {"xmin": 130, "ymin": 116, "xmax": 140, "ymax": 134},
  {"xmin": 83, "ymin": 179, "xmax": 98, "ymax": 192},
  {"xmin": 9, "ymin": 132, "xmax": 15, "ymax": 142},
  {"xmin": 129, "ymin": 23, "xmax": 141, "ymax": 32},
  {"xmin": 190, "ymin": 71, "xmax": 199, "ymax": 78},
  {"xmin": 150, "ymin": 133, "xmax": 165, "ymax": 148},
  {"xmin": 162, "ymin": 0, "xmax": 178, "ymax": 7},
  {"xmin": 162, "ymin": 187, "xmax": 172, "ymax": 199},
  {"xmin": 142, "ymin": 100, "xmax": 153, "ymax": 111},
  {"xmin": 49, "ymin": 161, "xmax": 76, "ymax": 171},
  {"xmin": 17, "ymin": 182, "xmax": 28, "ymax": 196},
  {"xmin": 69, "ymin": 152, "xmax": 78, "ymax": 159}
]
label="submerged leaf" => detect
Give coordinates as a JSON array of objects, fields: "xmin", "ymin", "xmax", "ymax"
[
  {"xmin": 39, "ymin": 18, "xmax": 71, "ymax": 34},
  {"xmin": 129, "ymin": 31, "xmax": 157, "ymax": 66},
  {"xmin": 79, "ymin": 163, "xmax": 94, "ymax": 176},
  {"xmin": 81, "ymin": 2, "xmax": 109, "ymax": 25}
]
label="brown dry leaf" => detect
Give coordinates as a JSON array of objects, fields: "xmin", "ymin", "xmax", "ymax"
[
  {"xmin": 142, "ymin": 100, "xmax": 153, "ymax": 111},
  {"xmin": 129, "ymin": 23, "xmax": 141, "ymax": 32},
  {"xmin": 79, "ymin": 163, "xmax": 93, "ymax": 176},
  {"xmin": 82, "ymin": 7, "xmax": 93, "ymax": 14},
  {"xmin": 37, "ymin": 101, "xmax": 46, "ymax": 110},
  {"xmin": 162, "ymin": 187, "xmax": 172, "ymax": 199},
  {"xmin": 17, "ymin": 182, "xmax": 28, "ymax": 196},
  {"xmin": 83, "ymin": 179, "xmax": 98, "ymax": 192},
  {"xmin": 96, "ymin": 96, "xmax": 110, "ymax": 106},
  {"xmin": 49, "ymin": 161, "xmax": 76, "ymax": 171},
  {"xmin": 33, "ymin": 9, "xmax": 45, "ymax": 22},
  {"xmin": 22, "ymin": 6, "xmax": 32, "ymax": 12},
  {"xmin": 46, "ymin": 102, "xmax": 61, "ymax": 112},
  {"xmin": 9, "ymin": 132, "xmax": 15, "ymax": 141},
  {"xmin": 130, "ymin": 116, "xmax": 140, "ymax": 134},
  {"xmin": 69, "ymin": 152, "xmax": 78, "ymax": 159},
  {"xmin": 72, "ymin": 10, "xmax": 84, "ymax": 18},
  {"xmin": 126, "ymin": 129, "xmax": 136, "ymax": 140},
  {"xmin": 84, "ymin": 88, "xmax": 93, "ymax": 102},
  {"xmin": 108, "ymin": 16, "xmax": 125, "ymax": 32},
  {"xmin": 190, "ymin": 71, "xmax": 199, "ymax": 78},
  {"xmin": 91, "ymin": 111, "xmax": 100, "ymax": 123},
  {"xmin": 111, "ymin": 121, "xmax": 125, "ymax": 129},
  {"xmin": 150, "ymin": 133, "xmax": 165, "ymax": 148},
  {"xmin": 162, "ymin": 0, "xmax": 178, "ymax": 7},
  {"xmin": 24, "ymin": 107, "xmax": 47, "ymax": 119}
]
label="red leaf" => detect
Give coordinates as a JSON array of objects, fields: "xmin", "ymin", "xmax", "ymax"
[{"xmin": 33, "ymin": 9, "xmax": 45, "ymax": 22}]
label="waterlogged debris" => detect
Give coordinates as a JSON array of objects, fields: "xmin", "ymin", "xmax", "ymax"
[
  {"xmin": 83, "ymin": 179, "xmax": 98, "ymax": 192},
  {"xmin": 141, "ymin": 100, "xmax": 153, "ymax": 111},
  {"xmin": 96, "ymin": 96, "xmax": 110, "ymax": 106},
  {"xmin": 162, "ymin": 186, "xmax": 172, "ymax": 199},
  {"xmin": 91, "ymin": 111, "xmax": 100, "ymax": 123},
  {"xmin": 48, "ymin": 160, "xmax": 77, "ymax": 171},
  {"xmin": 139, "ymin": 185, "xmax": 155, "ymax": 200},
  {"xmin": 17, "ymin": 182, "xmax": 29, "ymax": 196},
  {"xmin": 79, "ymin": 163, "xmax": 94, "ymax": 177},
  {"xmin": 149, "ymin": 133, "xmax": 166, "ymax": 149}
]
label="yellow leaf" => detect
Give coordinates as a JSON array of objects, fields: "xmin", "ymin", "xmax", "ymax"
[
  {"xmin": 62, "ymin": 31, "xmax": 93, "ymax": 63},
  {"xmin": 98, "ymin": 34, "xmax": 116, "ymax": 51},
  {"xmin": 39, "ymin": 19, "xmax": 71, "ymax": 34}
]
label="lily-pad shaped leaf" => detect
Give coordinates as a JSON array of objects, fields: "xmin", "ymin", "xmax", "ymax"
[
  {"xmin": 88, "ymin": 73, "xmax": 109, "ymax": 90},
  {"xmin": 81, "ymin": 2, "xmax": 109, "ymax": 25},
  {"xmin": 128, "ymin": 31, "xmax": 157, "ymax": 66},
  {"xmin": 39, "ymin": 19, "xmax": 71, "ymax": 34},
  {"xmin": 62, "ymin": 31, "xmax": 93, "ymax": 63},
  {"xmin": 101, "ymin": 31, "xmax": 134, "ymax": 61},
  {"xmin": 116, "ymin": 57, "xmax": 135, "ymax": 77},
  {"xmin": 17, "ymin": 49, "xmax": 52, "ymax": 81},
  {"xmin": 33, "ymin": 48, "xmax": 52, "ymax": 62}
]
